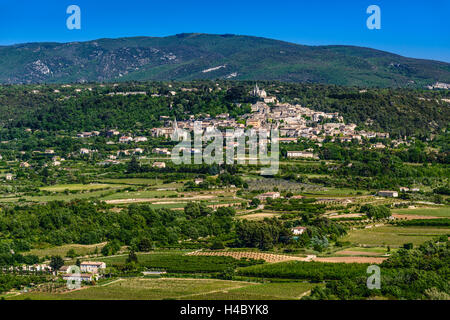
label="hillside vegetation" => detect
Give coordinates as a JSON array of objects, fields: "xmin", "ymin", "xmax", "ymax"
[{"xmin": 1, "ymin": 33, "xmax": 449, "ymax": 87}]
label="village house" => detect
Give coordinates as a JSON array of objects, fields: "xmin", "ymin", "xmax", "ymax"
[
  {"xmin": 291, "ymin": 226, "xmax": 307, "ymax": 235},
  {"xmin": 152, "ymin": 148, "xmax": 171, "ymax": 155},
  {"xmin": 378, "ymin": 190, "xmax": 398, "ymax": 198},
  {"xmin": 256, "ymin": 192, "xmax": 281, "ymax": 201},
  {"xmin": 277, "ymin": 137, "xmax": 298, "ymax": 143},
  {"xmin": 119, "ymin": 136, "xmax": 133, "ymax": 143},
  {"xmin": 5, "ymin": 173, "xmax": 13, "ymax": 181},
  {"xmin": 62, "ymin": 273, "xmax": 95, "ymax": 283},
  {"xmin": 106, "ymin": 130, "xmax": 120, "ymax": 137},
  {"xmin": 194, "ymin": 178, "xmax": 204, "ymax": 185},
  {"xmin": 246, "ymin": 119, "xmax": 261, "ymax": 128},
  {"xmin": 80, "ymin": 261, "xmax": 106, "ymax": 273},
  {"xmin": 134, "ymin": 136, "xmax": 148, "ymax": 142},
  {"xmin": 287, "ymin": 151, "xmax": 317, "ymax": 159},
  {"xmin": 20, "ymin": 162, "xmax": 31, "ymax": 168},
  {"xmin": 152, "ymin": 161, "xmax": 166, "ymax": 169}
]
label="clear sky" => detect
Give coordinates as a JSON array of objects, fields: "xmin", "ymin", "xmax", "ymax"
[{"xmin": 0, "ymin": 0, "xmax": 449, "ymax": 62}]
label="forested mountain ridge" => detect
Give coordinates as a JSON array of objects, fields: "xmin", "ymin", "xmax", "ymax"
[{"xmin": 1, "ymin": 33, "xmax": 450, "ymax": 87}]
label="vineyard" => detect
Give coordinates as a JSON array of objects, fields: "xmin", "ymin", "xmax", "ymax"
[
  {"xmin": 395, "ymin": 218, "xmax": 450, "ymax": 227},
  {"xmin": 108, "ymin": 253, "xmax": 262, "ymax": 273},
  {"xmin": 187, "ymin": 250, "xmax": 306, "ymax": 263},
  {"xmin": 237, "ymin": 261, "xmax": 369, "ymax": 281}
]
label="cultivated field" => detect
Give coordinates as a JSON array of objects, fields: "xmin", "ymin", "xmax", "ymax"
[
  {"xmin": 392, "ymin": 206, "xmax": 450, "ymax": 218},
  {"xmin": 313, "ymin": 256, "xmax": 387, "ymax": 263},
  {"xmin": 342, "ymin": 225, "xmax": 450, "ymax": 246},
  {"xmin": 28, "ymin": 243, "xmax": 107, "ymax": 258},
  {"xmin": 187, "ymin": 250, "xmax": 306, "ymax": 263},
  {"xmin": 6, "ymin": 278, "xmax": 318, "ymax": 300}
]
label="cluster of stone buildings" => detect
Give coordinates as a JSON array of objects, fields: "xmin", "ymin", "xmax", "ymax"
[
  {"xmin": 61, "ymin": 261, "xmax": 107, "ymax": 283},
  {"xmin": 150, "ymin": 85, "xmax": 390, "ymax": 149}
]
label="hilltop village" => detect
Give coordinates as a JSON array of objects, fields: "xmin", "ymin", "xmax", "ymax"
[{"xmin": 151, "ymin": 84, "xmax": 391, "ymax": 151}]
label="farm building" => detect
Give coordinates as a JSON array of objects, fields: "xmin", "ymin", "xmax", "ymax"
[
  {"xmin": 291, "ymin": 226, "xmax": 307, "ymax": 235},
  {"xmin": 286, "ymin": 151, "xmax": 318, "ymax": 159},
  {"xmin": 257, "ymin": 192, "xmax": 281, "ymax": 201},
  {"xmin": 62, "ymin": 273, "xmax": 95, "ymax": 282},
  {"xmin": 152, "ymin": 162, "xmax": 166, "ymax": 169},
  {"xmin": 80, "ymin": 261, "xmax": 106, "ymax": 273},
  {"xmin": 378, "ymin": 190, "xmax": 398, "ymax": 198}
]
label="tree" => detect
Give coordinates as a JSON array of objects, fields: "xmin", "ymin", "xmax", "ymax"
[
  {"xmin": 210, "ymin": 240, "xmax": 225, "ymax": 250},
  {"xmin": 127, "ymin": 156, "xmax": 140, "ymax": 173},
  {"xmin": 126, "ymin": 249, "xmax": 138, "ymax": 264},
  {"xmin": 250, "ymin": 198, "xmax": 261, "ymax": 207},
  {"xmin": 66, "ymin": 249, "xmax": 77, "ymax": 258},
  {"xmin": 138, "ymin": 238, "xmax": 152, "ymax": 252},
  {"xmin": 49, "ymin": 255, "xmax": 64, "ymax": 273}
]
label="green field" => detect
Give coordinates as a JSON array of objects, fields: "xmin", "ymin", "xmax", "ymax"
[
  {"xmin": 341, "ymin": 246, "xmax": 391, "ymax": 254},
  {"xmin": 303, "ymin": 187, "xmax": 370, "ymax": 197},
  {"xmin": 97, "ymin": 178, "xmax": 164, "ymax": 185},
  {"xmin": 187, "ymin": 281, "xmax": 320, "ymax": 300},
  {"xmin": 342, "ymin": 225, "xmax": 450, "ymax": 246},
  {"xmin": 392, "ymin": 206, "xmax": 450, "ymax": 218},
  {"xmin": 40, "ymin": 183, "xmax": 114, "ymax": 192},
  {"xmin": 28, "ymin": 243, "xmax": 107, "ymax": 258},
  {"xmin": 100, "ymin": 190, "xmax": 178, "ymax": 200}
]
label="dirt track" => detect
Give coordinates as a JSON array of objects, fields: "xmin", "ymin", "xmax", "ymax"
[
  {"xmin": 392, "ymin": 214, "xmax": 441, "ymax": 220},
  {"xmin": 105, "ymin": 195, "xmax": 215, "ymax": 204},
  {"xmin": 334, "ymin": 250, "xmax": 383, "ymax": 256},
  {"xmin": 313, "ymin": 256, "xmax": 387, "ymax": 263}
]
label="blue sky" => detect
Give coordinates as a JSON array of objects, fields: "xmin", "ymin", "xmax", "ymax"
[{"xmin": 0, "ymin": 0, "xmax": 449, "ymax": 62}]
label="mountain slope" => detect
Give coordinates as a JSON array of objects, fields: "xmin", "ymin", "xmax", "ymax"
[{"xmin": 0, "ymin": 33, "xmax": 449, "ymax": 87}]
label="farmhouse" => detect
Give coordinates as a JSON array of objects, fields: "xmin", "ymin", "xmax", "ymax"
[
  {"xmin": 106, "ymin": 130, "xmax": 120, "ymax": 137},
  {"xmin": 291, "ymin": 226, "xmax": 307, "ymax": 235},
  {"xmin": 134, "ymin": 136, "xmax": 148, "ymax": 142},
  {"xmin": 80, "ymin": 261, "xmax": 106, "ymax": 273},
  {"xmin": 152, "ymin": 147, "xmax": 171, "ymax": 155},
  {"xmin": 20, "ymin": 162, "xmax": 31, "ymax": 168},
  {"xmin": 286, "ymin": 151, "xmax": 317, "ymax": 159},
  {"xmin": 378, "ymin": 190, "xmax": 398, "ymax": 198},
  {"xmin": 246, "ymin": 119, "xmax": 261, "ymax": 128},
  {"xmin": 62, "ymin": 273, "xmax": 95, "ymax": 282},
  {"xmin": 152, "ymin": 161, "xmax": 166, "ymax": 169},
  {"xmin": 119, "ymin": 136, "xmax": 133, "ymax": 143},
  {"xmin": 277, "ymin": 137, "xmax": 298, "ymax": 143},
  {"xmin": 194, "ymin": 178, "xmax": 204, "ymax": 185},
  {"xmin": 257, "ymin": 192, "xmax": 281, "ymax": 201}
]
